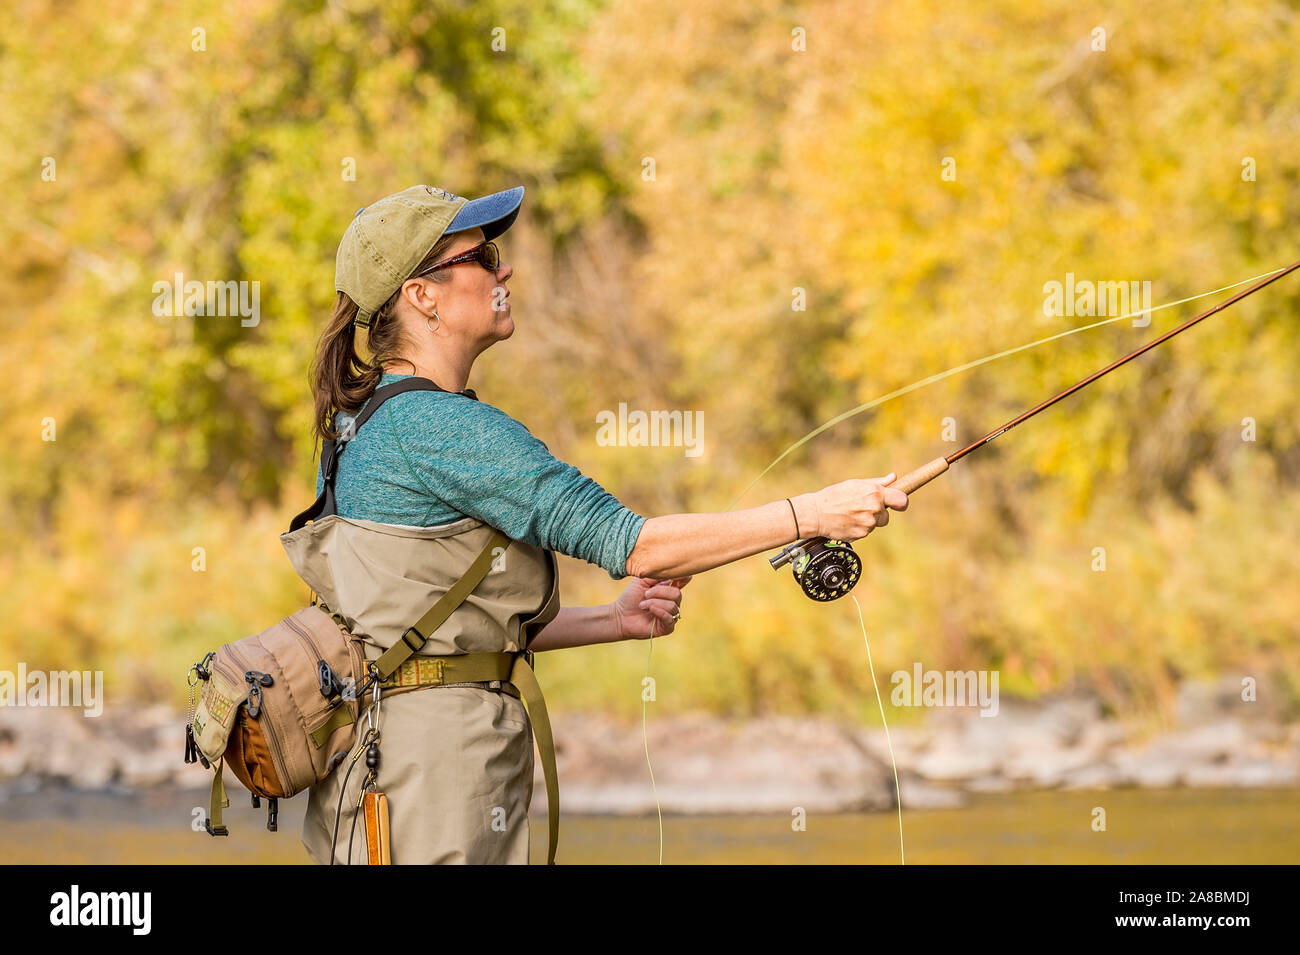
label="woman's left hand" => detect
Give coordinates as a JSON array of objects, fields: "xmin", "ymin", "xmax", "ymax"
[{"xmin": 611, "ymin": 576, "xmax": 693, "ymax": 640}]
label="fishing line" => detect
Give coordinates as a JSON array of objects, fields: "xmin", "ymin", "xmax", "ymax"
[
  {"xmin": 726, "ymin": 264, "xmax": 1291, "ymax": 511},
  {"xmin": 642, "ymin": 624, "xmax": 664, "ymax": 865},
  {"xmin": 849, "ymin": 593, "xmax": 903, "ymax": 864}
]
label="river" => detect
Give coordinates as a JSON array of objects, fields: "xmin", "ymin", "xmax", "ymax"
[{"xmin": 1, "ymin": 785, "xmax": 1294, "ymax": 864}]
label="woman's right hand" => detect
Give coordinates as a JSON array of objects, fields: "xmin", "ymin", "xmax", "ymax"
[{"xmin": 795, "ymin": 473, "xmax": 909, "ymax": 541}]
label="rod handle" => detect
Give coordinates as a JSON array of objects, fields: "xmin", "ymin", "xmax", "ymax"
[
  {"xmin": 770, "ymin": 456, "xmax": 950, "ymax": 570},
  {"xmin": 890, "ymin": 456, "xmax": 949, "ymax": 494}
]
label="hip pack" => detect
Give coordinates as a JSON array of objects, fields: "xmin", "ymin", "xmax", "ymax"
[
  {"xmin": 184, "ymin": 605, "xmax": 364, "ymax": 833},
  {"xmin": 184, "ymin": 378, "xmax": 510, "ymax": 837}
]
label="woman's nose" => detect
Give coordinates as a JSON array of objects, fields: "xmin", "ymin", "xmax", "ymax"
[{"xmin": 495, "ymin": 260, "xmax": 513, "ymax": 282}]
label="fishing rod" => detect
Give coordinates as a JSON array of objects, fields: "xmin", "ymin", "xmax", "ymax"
[{"xmin": 770, "ymin": 259, "xmax": 1300, "ymax": 600}]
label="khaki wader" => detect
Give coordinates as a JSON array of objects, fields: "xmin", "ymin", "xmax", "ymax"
[{"xmin": 279, "ymin": 514, "xmax": 560, "ymax": 865}]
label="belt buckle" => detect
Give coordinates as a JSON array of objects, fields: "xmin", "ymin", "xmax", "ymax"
[{"xmin": 522, "ymin": 648, "xmax": 535, "ymax": 669}]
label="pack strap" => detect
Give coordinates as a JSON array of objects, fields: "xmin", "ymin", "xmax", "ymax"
[
  {"xmin": 308, "ymin": 705, "xmax": 356, "ymax": 749},
  {"xmin": 510, "ymin": 652, "xmax": 559, "ymax": 865},
  {"xmin": 373, "ymin": 529, "xmax": 511, "ymax": 680},
  {"xmin": 288, "ymin": 377, "xmax": 479, "ymax": 532},
  {"xmin": 205, "ymin": 759, "xmax": 230, "ymax": 836}
]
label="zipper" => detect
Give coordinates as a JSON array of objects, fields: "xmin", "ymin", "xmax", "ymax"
[
  {"xmin": 226, "ymin": 644, "xmax": 290, "ymax": 793},
  {"xmin": 285, "ymin": 614, "xmax": 326, "ymax": 666},
  {"xmin": 210, "ymin": 658, "xmax": 243, "ymax": 700},
  {"xmin": 285, "ymin": 615, "xmax": 332, "ymax": 700},
  {"xmin": 210, "ymin": 656, "xmax": 285, "ymax": 792},
  {"xmin": 286, "ymin": 615, "xmax": 348, "ymax": 723}
]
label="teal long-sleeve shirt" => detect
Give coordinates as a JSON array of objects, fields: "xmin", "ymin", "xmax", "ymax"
[{"xmin": 316, "ymin": 372, "xmax": 646, "ymax": 579}]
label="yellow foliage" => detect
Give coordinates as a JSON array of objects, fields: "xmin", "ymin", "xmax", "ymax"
[{"xmin": 2, "ymin": 0, "xmax": 1298, "ymax": 717}]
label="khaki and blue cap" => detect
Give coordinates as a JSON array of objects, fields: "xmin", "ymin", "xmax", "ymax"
[{"xmin": 336, "ymin": 184, "xmax": 524, "ymax": 328}]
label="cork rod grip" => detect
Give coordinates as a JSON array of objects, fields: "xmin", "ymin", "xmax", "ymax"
[{"xmin": 890, "ymin": 456, "xmax": 950, "ymax": 494}]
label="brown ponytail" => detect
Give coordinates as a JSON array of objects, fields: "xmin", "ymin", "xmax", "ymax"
[{"xmin": 311, "ymin": 232, "xmax": 460, "ymax": 445}]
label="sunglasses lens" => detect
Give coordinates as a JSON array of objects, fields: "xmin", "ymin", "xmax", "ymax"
[{"xmin": 482, "ymin": 243, "xmax": 499, "ymax": 270}]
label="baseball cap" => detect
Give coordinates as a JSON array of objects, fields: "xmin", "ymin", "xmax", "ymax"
[{"xmin": 335, "ymin": 184, "xmax": 524, "ymax": 328}]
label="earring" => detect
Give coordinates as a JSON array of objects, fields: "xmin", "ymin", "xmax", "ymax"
[{"xmin": 426, "ymin": 311, "xmax": 440, "ymax": 333}]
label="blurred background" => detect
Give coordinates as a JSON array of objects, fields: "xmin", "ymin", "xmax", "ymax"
[{"xmin": 1, "ymin": 0, "xmax": 1297, "ymax": 863}]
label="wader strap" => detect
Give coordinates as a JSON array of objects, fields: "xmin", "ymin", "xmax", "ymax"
[
  {"xmin": 510, "ymin": 652, "xmax": 559, "ymax": 866},
  {"xmin": 205, "ymin": 759, "xmax": 230, "ymax": 836},
  {"xmin": 373, "ymin": 529, "xmax": 511, "ymax": 680},
  {"xmin": 288, "ymin": 377, "xmax": 480, "ymax": 533}
]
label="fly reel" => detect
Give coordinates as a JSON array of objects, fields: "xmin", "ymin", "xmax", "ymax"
[{"xmin": 769, "ymin": 538, "xmax": 861, "ymax": 601}]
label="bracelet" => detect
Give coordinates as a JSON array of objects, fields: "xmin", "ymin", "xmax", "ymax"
[{"xmin": 786, "ymin": 498, "xmax": 800, "ymax": 539}]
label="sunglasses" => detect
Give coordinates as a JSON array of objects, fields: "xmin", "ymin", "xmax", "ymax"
[{"xmin": 415, "ymin": 240, "xmax": 501, "ymax": 277}]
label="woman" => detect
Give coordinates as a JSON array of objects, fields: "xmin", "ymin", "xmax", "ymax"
[{"xmin": 284, "ymin": 184, "xmax": 909, "ymax": 865}]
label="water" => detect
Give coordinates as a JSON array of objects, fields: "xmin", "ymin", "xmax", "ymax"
[{"xmin": 1, "ymin": 786, "xmax": 1294, "ymax": 864}]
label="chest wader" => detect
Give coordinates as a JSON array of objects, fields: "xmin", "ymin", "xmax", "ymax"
[{"xmin": 283, "ymin": 378, "xmax": 562, "ymax": 864}]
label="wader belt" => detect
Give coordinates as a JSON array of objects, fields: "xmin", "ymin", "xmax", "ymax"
[{"xmin": 380, "ymin": 652, "xmax": 514, "ymax": 689}]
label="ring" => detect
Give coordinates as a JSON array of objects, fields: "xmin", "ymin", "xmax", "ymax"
[{"xmin": 672, "ymin": 608, "xmax": 682, "ymax": 621}]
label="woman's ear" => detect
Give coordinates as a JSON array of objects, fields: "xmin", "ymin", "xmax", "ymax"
[{"xmin": 399, "ymin": 277, "xmax": 438, "ymax": 317}]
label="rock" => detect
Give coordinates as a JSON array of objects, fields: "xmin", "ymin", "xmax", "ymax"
[
  {"xmin": 545, "ymin": 712, "xmax": 898, "ymax": 815},
  {"xmin": 117, "ymin": 749, "xmax": 178, "ymax": 789},
  {"xmin": 967, "ymin": 774, "xmax": 1017, "ymax": 793},
  {"xmin": 1183, "ymin": 760, "xmax": 1300, "ymax": 788},
  {"xmin": 849, "ymin": 723, "xmax": 929, "ymax": 766},
  {"xmin": 1002, "ymin": 744, "xmax": 1098, "ymax": 788},
  {"xmin": 1110, "ymin": 750, "xmax": 1182, "ymax": 788},
  {"xmin": 911, "ymin": 743, "xmax": 998, "ymax": 781},
  {"xmin": 541, "ymin": 782, "xmax": 655, "ymax": 816},
  {"xmin": 1077, "ymin": 719, "xmax": 1130, "ymax": 751},
  {"xmin": 898, "ymin": 778, "xmax": 968, "ymax": 808},
  {"xmin": 1165, "ymin": 720, "xmax": 1252, "ymax": 760},
  {"xmin": 1058, "ymin": 763, "xmax": 1124, "ymax": 790},
  {"xmin": 0, "ymin": 729, "xmax": 26, "ymax": 777},
  {"xmin": 1175, "ymin": 676, "xmax": 1275, "ymax": 726}
]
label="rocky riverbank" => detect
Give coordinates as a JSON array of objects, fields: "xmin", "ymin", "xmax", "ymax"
[{"xmin": 1, "ymin": 679, "xmax": 1296, "ymax": 812}]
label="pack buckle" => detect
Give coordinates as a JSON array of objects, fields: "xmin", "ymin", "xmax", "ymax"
[{"xmin": 400, "ymin": 626, "xmax": 428, "ymax": 653}]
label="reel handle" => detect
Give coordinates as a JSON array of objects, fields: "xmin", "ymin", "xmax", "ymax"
[{"xmin": 768, "ymin": 456, "xmax": 951, "ymax": 570}]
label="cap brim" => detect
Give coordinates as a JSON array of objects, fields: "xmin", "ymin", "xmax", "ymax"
[{"xmin": 446, "ymin": 186, "xmax": 525, "ymax": 241}]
